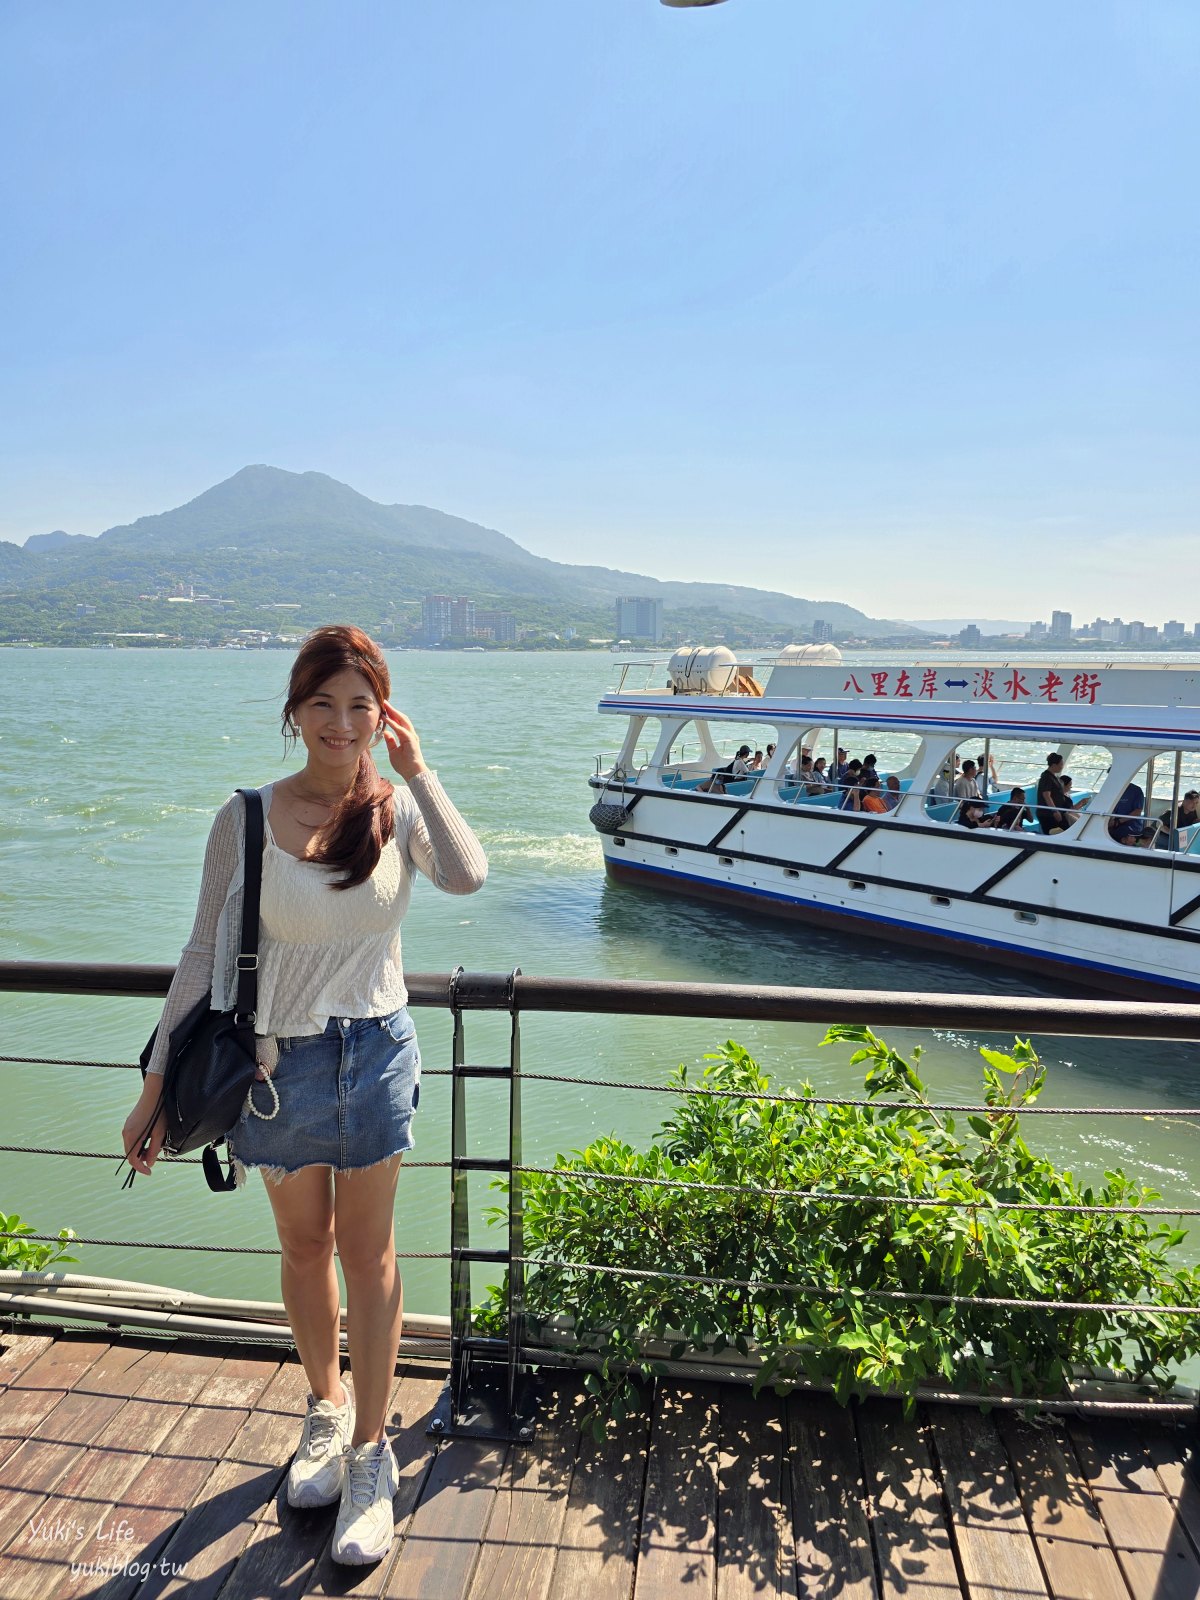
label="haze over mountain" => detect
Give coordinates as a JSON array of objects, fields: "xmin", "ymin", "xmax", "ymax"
[{"xmin": 3, "ymin": 466, "xmax": 905, "ymax": 637}]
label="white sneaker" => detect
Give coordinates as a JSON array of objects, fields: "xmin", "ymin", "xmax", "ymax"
[
  {"xmin": 287, "ymin": 1388, "xmax": 355, "ymax": 1508},
  {"xmin": 331, "ymin": 1437, "xmax": 399, "ymax": 1565}
]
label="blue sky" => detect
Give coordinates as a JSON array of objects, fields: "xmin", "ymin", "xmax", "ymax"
[{"xmin": 2, "ymin": 1, "xmax": 1197, "ymax": 621}]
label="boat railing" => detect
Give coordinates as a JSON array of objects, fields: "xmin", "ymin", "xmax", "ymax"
[{"xmin": 3, "ymin": 960, "xmax": 1200, "ymax": 1438}]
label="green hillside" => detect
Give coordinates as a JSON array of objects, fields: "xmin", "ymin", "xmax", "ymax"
[{"xmin": 0, "ymin": 465, "xmax": 904, "ymax": 644}]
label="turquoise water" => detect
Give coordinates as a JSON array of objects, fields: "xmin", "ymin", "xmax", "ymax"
[{"xmin": 1, "ymin": 648, "xmax": 1199, "ymax": 1314}]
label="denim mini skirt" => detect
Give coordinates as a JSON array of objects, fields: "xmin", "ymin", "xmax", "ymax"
[{"xmin": 227, "ymin": 1007, "xmax": 421, "ymax": 1184}]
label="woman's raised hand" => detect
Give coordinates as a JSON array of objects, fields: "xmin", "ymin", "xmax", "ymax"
[{"xmin": 380, "ymin": 701, "xmax": 427, "ymax": 783}]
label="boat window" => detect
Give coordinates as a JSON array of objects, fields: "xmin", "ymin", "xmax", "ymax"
[
  {"xmin": 658, "ymin": 719, "xmax": 778, "ymax": 792},
  {"xmin": 926, "ymin": 737, "xmax": 1115, "ymax": 839},
  {"xmin": 776, "ymin": 726, "xmax": 924, "ymax": 812},
  {"xmin": 1104, "ymin": 749, "xmax": 1200, "ymax": 853}
]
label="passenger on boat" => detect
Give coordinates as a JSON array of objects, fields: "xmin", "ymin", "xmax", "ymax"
[
  {"xmin": 1060, "ymin": 776, "xmax": 1087, "ymax": 814},
  {"xmin": 766, "ymin": 743, "xmax": 776, "ymax": 764},
  {"xmin": 1161, "ymin": 790, "xmax": 1200, "ymax": 834},
  {"xmin": 956, "ymin": 800, "xmax": 993, "ymax": 830},
  {"xmin": 1036, "ymin": 754, "xmax": 1075, "ymax": 834},
  {"xmin": 838, "ymin": 759, "xmax": 864, "ymax": 809},
  {"xmin": 952, "ymin": 761, "xmax": 982, "ymax": 802},
  {"xmin": 834, "ymin": 748, "xmax": 850, "ymax": 784},
  {"xmin": 930, "ymin": 767, "xmax": 952, "ymax": 800},
  {"xmin": 862, "ymin": 753, "xmax": 879, "ymax": 779},
  {"xmin": 975, "ymin": 752, "xmax": 1000, "ymax": 799},
  {"xmin": 859, "ymin": 772, "xmax": 889, "ymax": 814},
  {"xmin": 993, "ymin": 787, "xmax": 1033, "ymax": 831},
  {"xmin": 883, "ymin": 774, "xmax": 902, "ymax": 811},
  {"xmin": 811, "ymin": 757, "xmax": 833, "ymax": 792},
  {"xmin": 700, "ymin": 745, "xmax": 752, "ymax": 794},
  {"xmin": 1108, "ymin": 782, "xmax": 1146, "ymax": 846}
]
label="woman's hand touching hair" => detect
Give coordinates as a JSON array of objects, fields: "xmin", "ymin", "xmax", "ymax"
[{"xmin": 380, "ymin": 701, "xmax": 427, "ymax": 784}]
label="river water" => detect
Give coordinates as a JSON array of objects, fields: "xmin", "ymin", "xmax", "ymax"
[{"xmin": 1, "ymin": 648, "xmax": 1198, "ymax": 1314}]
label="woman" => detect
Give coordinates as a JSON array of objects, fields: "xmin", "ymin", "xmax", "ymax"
[
  {"xmin": 121, "ymin": 625, "xmax": 486, "ymax": 1566},
  {"xmin": 858, "ymin": 771, "xmax": 889, "ymax": 814}
]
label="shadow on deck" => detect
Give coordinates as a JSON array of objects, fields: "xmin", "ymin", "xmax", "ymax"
[{"xmin": 0, "ymin": 1328, "xmax": 1198, "ymax": 1599}]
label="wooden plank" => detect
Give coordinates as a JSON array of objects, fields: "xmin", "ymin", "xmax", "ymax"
[
  {"xmin": 545, "ymin": 1382, "xmax": 651, "ymax": 1600},
  {"xmin": 52, "ymin": 1347, "xmax": 279, "ymax": 1600},
  {"xmin": 716, "ymin": 1385, "xmax": 796, "ymax": 1600},
  {"xmin": 0, "ymin": 1342, "xmax": 201, "ymax": 1600},
  {"xmin": 633, "ymin": 1380, "xmax": 720, "ymax": 1600},
  {"xmin": 926, "ymin": 1406, "xmax": 1047, "ymax": 1600},
  {"xmin": 465, "ymin": 1377, "xmax": 583, "ymax": 1600},
  {"xmin": 0, "ymin": 1333, "xmax": 55, "ymax": 1389},
  {"xmin": 382, "ymin": 1435, "xmax": 509, "ymax": 1600},
  {"xmin": 133, "ymin": 1358, "xmax": 311, "ymax": 1600},
  {"xmin": 857, "ymin": 1402, "xmax": 962, "ymax": 1600},
  {"xmin": 303, "ymin": 1364, "xmax": 446, "ymax": 1600},
  {"xmin": 1142, "ymin": 1425, "xmax": 1200, "ymax": 1554},
  {"xmin": 1068, "ymin": 1419, "xmax": 1200, "ymax": 1600},
  {"xmin": 0, "ymin": 1343, "xmax": 162, "ymax": 1557},
  {"xmin": 996, "ymin": 1415, "xmax": 1129, "ymax": 1600},
  {"xmin": 0, "ymin": 1337, "xmax": 111, "ymax": 1465},
  {"xmin": 786, "ymin": 1395, "xmax": 877, "ymax": 1600}
]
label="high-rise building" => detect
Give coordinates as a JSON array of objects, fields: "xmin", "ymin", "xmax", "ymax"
[
  {"xmin": 958, "ymin": 624, "xmax": 981, "ymax": 647},
  {"xmin": 476, "ymin": 609, "xmax": 517, "ymax": 643},
  {"xmin": 1028, "ymin": 621, "xmax": 1047, "ymax": 640},
  {"xmin": 422, "ymin": 594, "xmax": 475, "ymax": 642},
  {"xmin": 1163, "ymin": 620, "xmax": 1186, "ymax": 640},
  {"xmin": 615, "ymin": 596, "xmax": 663, "ymax": 643},
  {"xmin": 1049, "ymin": 610, "xmax": 1072, "ymax": 642},
  {"xmin": 812, "ymin": 619, "xmax": 834, "ymax": 643}
]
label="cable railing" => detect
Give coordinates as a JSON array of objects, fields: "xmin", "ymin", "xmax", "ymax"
[{"xmin": 2, "ymin": 961, "xmax": 1200, "ymax": 1437}]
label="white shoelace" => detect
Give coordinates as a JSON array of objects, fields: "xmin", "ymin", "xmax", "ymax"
[
  {"xmin": 347, "ymin": 1446, "xmax": 387, "ymax": 1507},
  {"xmin": 303, "ymin": 1407, "xmax": 342, "ymax": 1459}
]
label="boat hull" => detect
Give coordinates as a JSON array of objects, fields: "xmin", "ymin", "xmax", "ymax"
[{"xmin": 603, "ymin": 853, "xmax": 1200, "ymax": 1004}]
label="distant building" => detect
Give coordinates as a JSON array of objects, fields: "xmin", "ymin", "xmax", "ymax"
[
  {"xmin": 1028, "ymin": 620, "xmax": 1047, "ymax": 640},
  {"xmin": 476, "ymin": 608, "xmax": 517, "ymax": 643},
  {"xmin": 1099, "ymin": 621, "xmax": 1121, "ymax": 643},
  {"xmin": 1163, "ymin": 620, "xmax": 1186, "ymax": 640},
  {"xmin": 958, "ymin": 624, "xmax": 981, "ymax": 647},
  {"xmin": 615, "ymin": 596, "xmax": 663, "ymax": 643},
  {"xmin": 1049, "ymin": 610, "xmax": 1072, "ymax": 642},
  {"xmin": 812, "ymin": 619, "xmax": 834, "ymax": 643},
  {"xmin": 1125, "ymin": 621, "xmax": 1146, "ymax": 645},
  {"xmin": 422, "ymin": 594, "xmax": 476, "ymax": 642}
]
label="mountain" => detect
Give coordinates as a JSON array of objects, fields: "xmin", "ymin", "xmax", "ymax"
[
  {"xmin": 23, "ymin": 529, "xmax": 94, "ymax": 553},
  {"xmin": 2, "ymin": 465, "xmax": 906, "ymax": 639}
]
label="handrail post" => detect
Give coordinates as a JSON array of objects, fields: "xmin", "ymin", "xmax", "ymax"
[
  {"xmin": 506, "ymin": 968, "xmax": 532, "ymax": 1437},
  {"xmin": 432, "ymin": 968, "xmax": 538, "ymax": 1442},
  {"xmin": 444, "ymin": 966, "xmax": 470, "ymax": 1430}
]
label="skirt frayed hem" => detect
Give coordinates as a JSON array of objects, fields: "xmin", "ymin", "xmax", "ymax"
[{"xmin": 232, "ymin": 1148, "xmax": 410, "ymax": 1189}]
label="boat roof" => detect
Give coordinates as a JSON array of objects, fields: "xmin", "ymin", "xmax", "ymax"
[{"xmin": 600, "ymin": 657, "xmax": 1200, "ymax": 746}]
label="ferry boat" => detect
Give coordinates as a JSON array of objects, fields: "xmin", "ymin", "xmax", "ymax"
[{"xmin": 588, "ymin": 646, "xmax": 1200, "ymax": 1000}]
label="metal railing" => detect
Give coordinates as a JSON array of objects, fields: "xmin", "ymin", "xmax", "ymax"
[{"xmin": 2, "ymin": 961, "xmax": 1200, "ymax": 1438}]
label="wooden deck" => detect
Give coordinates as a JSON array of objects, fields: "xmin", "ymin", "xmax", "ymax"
[{"xmin": 0, "ymin": 1329, "xmax": 1198, "ymax": 1600}]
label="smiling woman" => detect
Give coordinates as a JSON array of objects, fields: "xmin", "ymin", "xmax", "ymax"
[{"xmin": 119, "ymin": 621, "xmax": 487, "ymax": 1568}]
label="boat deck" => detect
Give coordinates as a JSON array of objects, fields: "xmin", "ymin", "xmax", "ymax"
[{"xmin": 1, "ymin": 1328, "xmax": 1198, "ymax": 1599}]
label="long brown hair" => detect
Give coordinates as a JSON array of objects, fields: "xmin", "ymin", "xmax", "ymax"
[{"xmin": 281, "ymin": 625, "xmax": 395, "ymax": 889}]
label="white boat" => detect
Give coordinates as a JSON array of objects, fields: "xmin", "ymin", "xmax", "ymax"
[{"xmin": 588, "ymin": 646, "xmax": 1200, "ymax": 1000}]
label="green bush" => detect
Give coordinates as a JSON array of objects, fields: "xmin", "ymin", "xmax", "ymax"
[
  {"xmin": 0, "ymin": 1211, "xmax": 77, "ymax": 1272},
  {"xmin": 477, "ymin": 1028, "xmax": 1200, "ymax": 1430}
]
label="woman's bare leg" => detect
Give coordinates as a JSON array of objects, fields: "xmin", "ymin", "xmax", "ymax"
[
  {"xmin": 263, "ymin": 1165, "xmax": 345, "ymax": 1404},
  {"xmin": 333, "ymin": 1155, "xmax": 404, "ymax": 1445}
]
